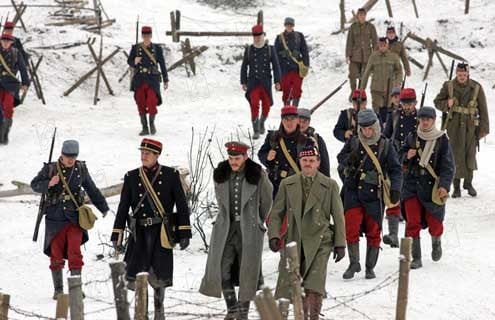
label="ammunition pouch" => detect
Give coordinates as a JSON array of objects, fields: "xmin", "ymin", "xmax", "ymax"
[{"xmin": 361, "ymin": 171, "xmax": 379, "ymax": 186}]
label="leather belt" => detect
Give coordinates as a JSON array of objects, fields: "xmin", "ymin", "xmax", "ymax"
[
  {"xmin": 137, "ymin": 216, "xmax": 162, "ymax": 227},
  {"xmin": 452, "ymin": 106, "xmax": 476, "ymax": 115}
]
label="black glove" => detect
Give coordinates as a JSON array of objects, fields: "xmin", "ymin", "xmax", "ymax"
[
  {"xmin": 269, "ymin": 238, "xmax": 281, "ymax": 252},
  {"xmin": 112, "ymin": 241, "xmax": 124, "ymax": 253},
  {"xmin": 179, "ymin": 238, "xmax": 190, "ymax": 250},
  {"xmin": 333, "ymin": 246, "xmax": 345, "ymax": 262},
  {"xmin": 390, "ymin": 190, "xmax": 401, "ymax": 204}
]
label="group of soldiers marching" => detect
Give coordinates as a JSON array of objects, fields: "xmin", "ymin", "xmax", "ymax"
[{"xmin": 18, "ymin": 7, "xmax": 490, "ymax": 320}]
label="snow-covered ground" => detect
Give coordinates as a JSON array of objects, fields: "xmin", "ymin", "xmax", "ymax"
[{"xmin": 1, "ymin": 0, "xmax": 494, "ymax": 318}]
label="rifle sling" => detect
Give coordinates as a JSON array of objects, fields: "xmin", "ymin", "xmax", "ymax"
[
  {"xmin": 279, "ymin": 138, "xmax": 300, "ymax": 174},
  {"xmin": 140, "ymin": 43, "xmax": 158, "ymax": 65},
  {"xmin": 131, "ymin": 166, "xmax": 161, "ymax": 217},
  {"xmin": 0, "ymin": 52, "xmax": 17, "ymax": 79}
]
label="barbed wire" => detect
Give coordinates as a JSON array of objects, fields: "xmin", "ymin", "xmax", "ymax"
[{"xmin": 8, "ymin": 305, "xmax": 54, "ymax": 320}]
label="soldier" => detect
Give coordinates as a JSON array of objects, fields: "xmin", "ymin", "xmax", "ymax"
[
  {"xmin": 268, "ymin": 145, "xmax": 346, "ymax": 319},
  {"xmin": 401, "ymin": 107, "xmax": 455, "ymax": 269},
  {"xmin": 382, "ymin": 88, "xmax": 418, "ymax": 247},
  {"xmin": 2, "ymin": 21, "xmax": 29, "ymax": 67},
  {"xmin": 333, "ymin": 89, "xmax": 368, "ymax": 143},
  {"xmin": 30, "ymin": 140, "xmax": 109, "ymax": 299},
  {"xmin": 111, "ymin": 138, "xmax": 192, "ymax": 320},
  {"xmin": 0, "ymin": 33, "xmax": 29, "ymax": 145},
  {"xmin": 433, "ymin": 62, "xmax": 489, "ymax": 198},
  {"xmin": 200, "ymin": 142, "xmax": 273, "ymax": 320},
  {"xmin": 345, "ymin": 7, "xmax": 377, "ymax": 100},
  {"xmin": 386, "ymin": 26, "xmax": 411, "ymax": 77},
  {"xmin": 388, "ymin": 87, "xmax": 401, "ymax": 118},
  {"xmin": 337, "ymin": 110, "xmax": 402, "ymax": 279},
  {"xmin": 128, "ymin": 26, "xmax": 169, "ymax": 136},
  {"xmin": 241, "ymin": 24, "xmax": 281, "ymax": 139},
  {"xmin": 274, "ymin": 17, "xmax": 309, "ymax": 106},
  {"xmin": 360, "ymin": 37, "xmax": 403, "ymax": 118},
  {"xmin": 298, "ymin": 108, "xmax": 330, "ymax": 176}
]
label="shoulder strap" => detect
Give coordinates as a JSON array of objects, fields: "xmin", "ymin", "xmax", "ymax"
[
  {"xmin": 279, "ymin": 138, "xmax": 300, "ymax": 174},
  {"xmin": 279, "ymin": 32, "xmax": 300, "ymax": 65},
  {"xmin": 56, "ymin": 163, "xmax": 80, "ymax": 209},
  {"xmin": 416, "ymin": 143, "xmax": 439, "ymax": 180},
  {"xmin": 448, "ymin": 80, "xmax": 454, "ymax": 99},
  {"xmin": 359, "ymin": 137, "xmax": 386, "ymax": 181},
  {"xmin": 470, "ymin": 84, "xmax": 480, "ymax": 106},
  {"xmin": 140, "ymin": 43, "xmax": 158, "ymax": 65},
  {"xmin": 0, "ymin": 52, "xmax": 17, "ymax": 79}
]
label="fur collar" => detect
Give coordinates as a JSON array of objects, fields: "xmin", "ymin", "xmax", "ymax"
[{"xmin": 213, "ymin": 158, "xmax": 262, "ymax": 185}]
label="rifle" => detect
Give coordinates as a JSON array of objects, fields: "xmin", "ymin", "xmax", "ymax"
[
  {"xmin": 441, "ymin": 59, "xmax": 455, "ymax": 129},
  {"xmin": 285, "ymin": 87, "xmax": 293, "ymax": 106},
  {"xmin": 401, "ymin": 73, "xmax": 407, "ymax": 89},
  {"xmin": 310, "ymin": 80, "xmax": 348, "ymax": 114},
  {"xmin": 420, "ymin": 82, "xmax": 428, "ymax": 108},
  {"xmin": 130, "ymin": 15, "xmax": 139, "ymax": 91},
  {"xmin": 32, "ymin": 128, "xmax": 57, "ymax": 242}
]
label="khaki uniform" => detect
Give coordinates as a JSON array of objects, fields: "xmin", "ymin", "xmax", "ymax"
[
  {"xmin": 361, "ymin": 49, "xmax": 403, "ymax": 111},
  {"xmin": 433, "ymin": 78, "xmax": 489, "ymax": 180},
  {"xmin": 345, "ymin": 21, "xmax": 378, "ymax": 92},
  {"xmin": 389, "ymin": 39, "xmax": 411, "ymax": 76}
]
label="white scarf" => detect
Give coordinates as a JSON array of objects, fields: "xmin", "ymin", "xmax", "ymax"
[
  {"xmin": 417, "ymin": 124, "xmax": 445, "ymax": 168},
  {"xmin": 253, "ymin": 37, "xmax": 266, "ymax": 48},
  {"xmin": 358, "ymin": 121, "xmax": 382, "ymax": 145}
]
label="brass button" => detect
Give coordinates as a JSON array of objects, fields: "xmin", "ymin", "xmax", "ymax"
[
  {"xmin": 138, "ymin": 183, "xmax": 142, "ymax": 186},
  {"xmin": 157, "ymin": 192, "xmax": 161, "ymax": 195},
  {"xmin": 158, "ymin": 181, "xmax": 162, "ymax": 185},
  {"xmin": 139, "ymin": 193, "xmax": 142, "ymax": 197}
]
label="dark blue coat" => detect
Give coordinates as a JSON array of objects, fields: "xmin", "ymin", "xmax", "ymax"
[
  {"xmin": 304, "ymin": 126, "xmax": 330, "ymax": 177},
  {"xmin": 337, "ymin": 136, "xmax": 403, "ymax": 226},
  {"xmin": 30, "ymin": 160, "xmax": 109, "ymax": 257},
  {"xmin": 128, "ymin": 43, "xmax": 168, "ymax": 106},
  {"xmin": 111, "ymin": 164, "xmax": 192, "ymax": 285},
  {"xmin": 13, "ymin": 37, "xmax": 29, "ymax": 67},
  {"xmin": 0, "ymin": 46, "xmax": 29, "ymax": 106},
  {"xmin": 240, "ymin": 43, "xmax": 281, "ymax": 106},
  {"xmin": 383, "ymin": 108, "xmax": 417, "ymax": 150},
  {"xmin": 401, "ymin": 133, "xmax": 455, "ymax": 222},
  {"xmin": 274, "ymin": 31, "xmax": 309, "ymax": 75},
  {"xmin": 258, "ymin": 128, "xmax": 308, "ymax": 197},
  {"xmin": 333, "ymin": 108, "xmax": 383, "ymax": 143}
]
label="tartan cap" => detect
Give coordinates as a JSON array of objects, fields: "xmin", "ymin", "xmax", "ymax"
[{"xmin": 139, "ymin": 138, "xmax": 162, "ymax": 154}]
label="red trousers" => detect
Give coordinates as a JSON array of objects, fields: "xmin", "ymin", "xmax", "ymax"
[
  {"xmin": 345, "ymin": 206, "xmax": 381, "ymax": 247},
  {"xmin": 281, "ymin": 71, "xmax": 303, "ymax": 103},
  {"xmin": 49, "ymin": 224, "xmax": 84, "ymax": 271},
  {"xmin": 135, "ymin": 82, "xmax": 158, "ymax": 115},
  {"xmin": 249, "ymin": 85, "xmax": 271, "ymax": 120},
  {"xmin": 385, "ymin": 205, "xmax": 401, "ymax": 217},
  {"xmin": 0, "ymin": 90, "xmax": 15, "ymax": 119},
  {"xmin": 404, "ymin": 196, "xmax": 443, "ymax": 238}
]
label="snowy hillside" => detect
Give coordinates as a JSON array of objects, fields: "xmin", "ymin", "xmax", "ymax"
[{"xmin": 0, "ymin": 0, "xmax": 494, "ymax": 319}]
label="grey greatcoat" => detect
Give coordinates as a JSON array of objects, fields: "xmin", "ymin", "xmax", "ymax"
[
  {"xmin": 199, "ymin": 159, "xmax": 273, "ymax": 301},
  {"xmin": 268, "ymin": 172, "xmax": 346, "ymax": 299}
]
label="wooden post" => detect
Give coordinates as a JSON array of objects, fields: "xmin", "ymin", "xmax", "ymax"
[
  {"xmin": 167, "ymin": 46, "xmax": 208, "ymax": 72},
  {"xmin": 254, "ymin": 287, "xmax": 283, "ymax": 320},
  {"xmin": 434, "ymin": 49, "xmax": 449, "ymax": 78},
  {"xmin": 465, "ymin": 0, "xmax": 470, "ymax": 14},
  {"xmin": 411, "ymin": 0, "xmax": 419, "ymax": 18},
  {"xmin": 110, "ymin": 261, "xmax": 131, "ymax": 320},
  {"xmin": 257, "ymin": 10, "xmax": 263, "ymax": 25},
  {"xmin": 385, "ymin": 0, "xmax": 393, "ymax": 17},
  {"xmin": 170, "ymin": 11, "xmax": 179, "ymax": 43},
  {"xmin": 339, "ymin": 0, "xmax": 346, "ymax": 31},
  {"xmin": 278, "ymin": 298, "xmax": 290, "ymax": 320},
  {"xmin": 408, "ymin": 55, "xmax": 424, "ymax": 70},
  {"xmin": 12, "ymin": 3, "xmax": 26, "ymax": 26},
  {"xmin": 395, "ymin": 237, "xmax": 412, "ymax": 320},
  {"xmin": 87, "ymin": 40, "xmax": 114, "ymax": 95},
  {"xmin": 10, "ymin": 0, "xmax": 27, "ymax": 32},
  {"xmin": 68, "ymin": 275, "xmax": 84, "ymax": 320},
  {"xmin": 175, "ymin": 9, "xmax": 181, "ymax": 30},
  {"xmin": 0, "ymin": 293, "xmax": 10, "ymax": 320},
  {"xmin": 286, "ymin": 242, "xmax": 303, "ymax": 320},
  {"xmin": 135, "ymin": 272, "xmax": 149, "ymax": 320},
  {"xmin": 55, "ymin": 294, "xmax": 70, "ymax": 319}
]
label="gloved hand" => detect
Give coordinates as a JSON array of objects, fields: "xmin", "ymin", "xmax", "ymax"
[
  {"xmin": 179, "ymin": 238, "xmax": 190, "ymax": 250},
  {"xmin": 390, "ymin": 190, "xmax": 401, "ymax": 204},
  {"xmin": 269, "ymin": 238, "xmax": 281, "ymax": 252},
  {"xmin": 112, "ymin": 241, "xmax": 124, "ymax": 253},
  {"xmin": 333, "ymin": 246, "xmax": 345, "ymax": 262}
]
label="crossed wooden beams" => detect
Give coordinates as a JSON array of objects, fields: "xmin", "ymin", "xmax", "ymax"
[{"xmin": 21, "ymin": 55, "xmax": 45, "ymax": 104}]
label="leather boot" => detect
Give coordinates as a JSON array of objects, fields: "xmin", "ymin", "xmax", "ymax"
[
  {"xmin": 139, "ymin": 114, "xmax": 149, "ymax": 136},
  {"xmin": 452, "ymin": 178, "xmax": 461, "ymax": 198},
  {"xmin": 259, "ymin": 116, "xmax": 267, "ymax": 135},
  {"xmin": 252, "ymin": 119, "xmax": 260, "ymax": 140},
  {"xmin": 307, "ymin": 291, "xmax": 323, "ymax": 320},
  {"xmin": 302, "ymin": 294, "xmax": 309, "ymax": 320},
  {"xmin": 238, "ymin": 301, "xmax": 250, "ymax": 320},
  {"xmin": 431, "ymin": 236, "xmax": 442, "ymax": 262},
  {"xmin": 154, "ymin": 287, "xmax": 165, "ymax": 320},
  {"xmin": 410, "ymin": 237, "xmax": 422, "ymax": 269},
  {"xmin": 149, "ymin": 114, "xmax": 157, "ymax": 135},
  {"xmin": 383, "ymin": 216, "xmax": 400, "ymax": 248},
  {"xmin": 292, "ymin": 98, "xmax": 300, "ymax": 107},
  {"xmin": 70, "ymin": 269, "xmax": 85, "ymax": 298},
  {"xmin": 343, "ymin": 243, "xmax": 361, "ymax": 279},
  {"xmin": 51, "ymin": 270, "xmax": 63, "ymax": 300},
  {"xmin": 463, "ymin": 171, "xmax": 477, "ymax": 197},
  {"xmin": 2, "ymin": 118, "xmax": 12, "ymax": 145},
  {"xmin": 365, "ymin": 246, "xmax": 379, "ymax": 279},
  {"xmin": 0, "ymin": 120, "xmax": 5, "ymax": 144},
  {"xmin": 222, "ymin": 288, "xmax": 238, "ymax": 320}
]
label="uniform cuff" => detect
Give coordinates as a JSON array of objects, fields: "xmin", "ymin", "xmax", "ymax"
[{"xmin": 176, "ymin": 225, "xmax": 192, "ymax": 239}]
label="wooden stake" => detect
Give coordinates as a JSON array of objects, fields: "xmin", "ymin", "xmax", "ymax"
[
  {"xmin": 175, "ymin": 10, "xmax": 181, "ymax": 30},
  {"xmin": 10, "ymin": 0, "xmax": 27, "ymax": 32},
  {"xmin": 434, "ymin": 48, "xmax": 449, "ymax": 78},
  {"xmin": 87, "ymin": 40, "xmax": 114, "ymax": 95},
  {"xmin": 385, "ymin": 0, "xmax": 393, "ymax": 17},
  {"xmin": 167, "ymin": 46, "xmax": 208, "ymax": 72},
  {"xmin": 170, "ymin": 11, "xmax": 178, "ymax": 43},
  {"xmin": 286, "ymin": 242, "xmax": 303, "ymax": 320},
  {"xmin": 0, "ymin": 293, "xmax": 10, "ymax": 320},
  {"xmin": 339, "ymin": 0, "xmax": 346, "ymax": 31},
  {"xmin": 257, "ymin": 10, "xmax": 263, "ymax": 25},
  {"xmin": 465, "ymin": 0, "xmax": 470, "ymax": 14},
  {"xmin": 278, "ymin": 298, "xmax": 290, "ymax": 320},
  {"xmin": 411, "ymin": 0, "xmax": 419, "ymax": 18},
  {"xmin": 408, "ymin": 55, "xmax": 424, "ymax": 69},
  {"xmin": 395, "ymin": 237, "xmax": 412, "ymax": 320},
  {"xmin": 68, "ymin": 275, "xmax": 84, "ymax": 320},
  {"xmin": 110, "ymin": 261, "xmax": 131, "ymax": 320},
  {"xmin": 135, "ymin": 272, "xmax": 148, "ymax": 320},
  {"xmin": 254, "ymin": 287, "xmax": 283, "ymax": 320},
  {"xmin": 55, "ymin": 294, "xmax": 69, "ymax": 319}
]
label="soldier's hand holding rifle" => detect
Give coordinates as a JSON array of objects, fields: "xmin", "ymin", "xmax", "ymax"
[
  {"xmin": 344, "ymin": 130, "xmax": 353, "ymax": 139},
  {"xmin": 134, "ymin": 56, "xmax": 142, "ymax": 65},
  {"xmin": 267, "ymin": 150, "xmax": 277, "ymax": 161},
  {"xmin": 447, "ymin": 98, "xmax": 454, "ymax": 109},
  {"xmin": 48, "ymin": 175, "xmax": 60, "ymax": 187}
]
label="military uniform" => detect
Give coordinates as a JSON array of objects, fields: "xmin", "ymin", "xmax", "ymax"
[
  {"xmin": 274, "ymin": 23, "xmax": 309, "ymax": 106},
  {"xmin": 200, "ymin": 142, "xmax": 273, "ymax": 320},
  {"xmin": 388, "ymin": 37, "xmax": 410, "ymax": 77},
  {"xmin": 303, "ymin": 126, "xmax": 330, "ymax": 176},
  {"xmin": 360, "ymin": 47, "xmax": 403, "ymax": 112},
  {"xmin": 345, "ymin": 20, "xmax": 377, "ymax": 93},
  {"xmin": 0, "ymin": 33, "xmax": 29, "ymax": 145},
  {"xmin": 401, "ymin": 107, "xmax": 455, "ymax": 268},
  {"xmin": 337, "ymin": 110, "xmax": 402, "ymax": 279},
  {"xmin": 433, "ymin": 73, "xmax": 489, "ymax": 196},
  {"xmin": 334, "ymin": 108, "xmax": 359, "ymax": 143}
]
